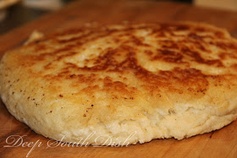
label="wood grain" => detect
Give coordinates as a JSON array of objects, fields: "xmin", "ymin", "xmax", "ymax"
[{"xmin": 0, "ymin": 0, "xmax": 237, "ymax": 157}]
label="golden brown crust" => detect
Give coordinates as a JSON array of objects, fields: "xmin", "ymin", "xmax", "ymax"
[
  {"xmin": 1, "ymin": 22, "xmax": 237, "ymax": 145},
  {"xmin": 12, "ymin": 22, "xmax": 237, "ymax": 99}
]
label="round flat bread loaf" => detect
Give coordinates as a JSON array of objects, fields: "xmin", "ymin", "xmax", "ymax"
[{"xmin": 1, "ymin": 22, "xmax": 237, "ymax": 146}]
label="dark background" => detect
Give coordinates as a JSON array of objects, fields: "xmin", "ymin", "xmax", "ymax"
[{"xmin": 0, "ymin": 0, "xmax": 193, "ymax": 35}]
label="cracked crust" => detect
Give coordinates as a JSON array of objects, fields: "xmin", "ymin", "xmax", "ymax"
[{"xmin": 1, "ymin": 22, "xmax": 237, "ymax": 145}]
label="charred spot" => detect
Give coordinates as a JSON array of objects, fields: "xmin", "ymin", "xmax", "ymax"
[
  {"xmin": 217, "ymin": 42, "xmax": 237, "ymax": 50},
  {"xmin": 173, "ymin": 24, "xmax": 190, "ymax": 31},
  {"xmin": 59, "ymin": 94, "xmax": 64, "ymax": 98},
  {"xmin": 33, "ymin": 44, "xmax": 48, "ymax": 52},
  {"xmin": 194, "ymin": 27, "xmax": 206, "ymax": 32},
  {"xmin": 144, "ymin": 50, "xmax": 153, "ymax": 56},
  {"xmin": 205, "ymin": 60, "xmax": 223, "ymax": 67},
  {"xmin": 69, "ymin": 74, "xmax": 76, "ymax": 78},
  {"xmin": 85, "ymin": 105, "xmax": 94, "ymax": 114},
  {"xmin": 214, "ymin": 31, "xmax": 226, "ymax": 38},
  {"xmin": 155, "ymin": 49, "xmax": 183, "ymax": 63},
  {"xmin": 188, "ymin": 33, "xmax": 203, "ymax": 40},
  {"xmin": 181, "ymin": 46, "xmax": 223, "ymax": 66},
  {"xmin": 112, "ymin": 96, "xmax": 118, "ymax": 99},
  {"xmin": 209, "ymin": 132, "xmax": 214, "ymax": 139},
  {"xmin": 125, "ymin": 97, "xmax": 134, "ymax": 100},
  {"xmin": 168, "ymin": 109, "xmax": 176, "ymax": 114}
]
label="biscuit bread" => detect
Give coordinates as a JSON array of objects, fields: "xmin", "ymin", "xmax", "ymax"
[{"xmin": 1, "ymin": 22, "xmax": 237, "ymax": 146}]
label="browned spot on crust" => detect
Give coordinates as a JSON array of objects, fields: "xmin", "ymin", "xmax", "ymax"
[{"xmin": 16, "ymin": 23, "xmax": 237, "ymax": 97}]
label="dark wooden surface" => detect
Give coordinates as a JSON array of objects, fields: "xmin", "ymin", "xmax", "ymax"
[{"xmin": 0, "ymin": 0, "xmax": 237, "ymax": 157}]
